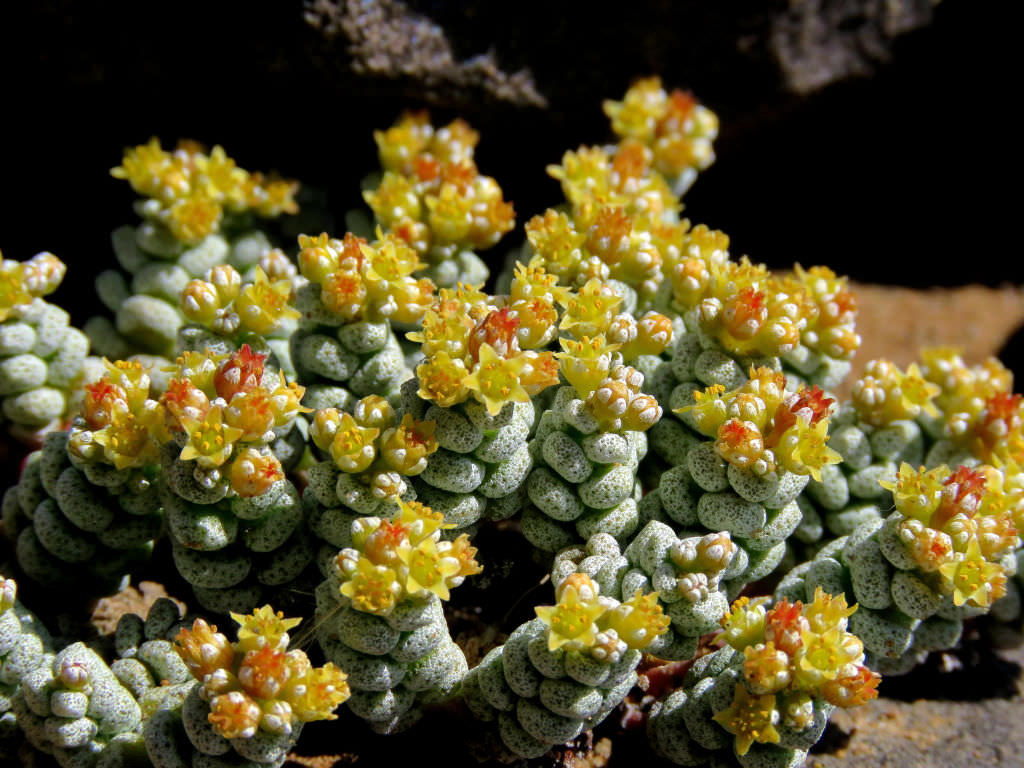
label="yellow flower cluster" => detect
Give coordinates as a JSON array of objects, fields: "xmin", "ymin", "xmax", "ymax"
[
  {"xmin": 526, "ymin": 79, "xmax": 718, "ymax": 306},
  {"xmin": 182, "ymin": 263, "xmax": 299, "ymax": 338},
  {"xmin": 310, "ymin": 395, "xmax": 439, "ymax": 501},
  {"xmin": 174, "ymin": 605, "xmax": 349, "ymax": 739},
  {"xmin": 364, "ymin": 112, "xmax": 514, "ymax": 261},
  {"xmin": 680, "ymin": 368, "xmax": 842, "ymax": 480},
  {"xmin": 850, "ymin": 359, "xmax": 940, "ymax": 427},
  {"xmin": 111, "ymin": 139, "xmax": 299, "ymax": 244},
  {"xmin": 525, "ymin": 200, "xmax": 676, "ymax": 303},
  {"xmin": 535, "ymin": 573, "xmax": 669, "ymax": 659},
  {"xmin": 715, "ymin": 590, "xmax": 880, "ymax": 756},
  {"xmin": 881, "ymin": 463, "xmax": 1020, "ymax": 607},
  {"xmin": 70, "ymin": 359, "xmax": 167, "ymax": 471},
  {"xmin": 334, "ymin": 500, "xmax": 482, "ymax": 615},
  {"xmin": 778, "ymin": 265, "xmax": 861, "ymax": 361},
  {"xmin": 159, "ymin": 346, "xmax": 308, "ymax": 496},
  {"xmin": 602, "ymin": 76, "xmax": 719, "ymax": 184},
  {"xmin": 0, "ymin": 251, "xmax": 66, "ymax": 322},
  {"xmin": 918, "ymin": 348, "xmax": 1024, "ymax": 465},
  {"xmin": 409, "ymin": 262, "xmax": 567, "ymax": 415},
  {"xmin": 297, "ymin": 231, "xmax": 435, "ymax": 326}
]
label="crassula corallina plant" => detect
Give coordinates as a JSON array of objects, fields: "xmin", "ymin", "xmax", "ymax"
[
  {"xmin": 315, "ymin": 499, "xmax": 480, "ymax": 733},
  {"xmin": 649, "ymin": 589, "xmax": 879, "ymax": 768},
  {"xmin": 291, "ymin": 231, "xmax": 432, "ymax": 410},
  {"xmin": 179, "ymin": 260, "xmax": 302, "ymax": 379},
  {"xmin": 14, "ymin": 641, "xmax": 145, "ymax": 767},
  {"xmin": 362, "ymin": 112, "xmax": 515, "ymax": 289},
  {"xmin": 551, "ymin": 523, "xmax": 737, "ymax": 661},
  {"xmin": 642, "ymin": 240, "xmax": 859, "ymax": 458},
  {"xmin": 642, "ymin": 368, "xmax": 841, "ymax": 597},
  {"xmin": 461, "ymin": 572, "xmax": 669, "ymax": 759},
  {"xmin": 776, "ymin": 463, "xmax": 1020, "ymax": 675},
  {"xmin": 522, "ymin": 355, "xmax": 664, "ymax": 553},
  {"xmin": 158, "ymin": 605, "xmax": 350, "ymax": 767},
  {"xmin": 158, "ymin": 346, "xmax": 314, "ymax": 614},
  {"xmin": 179, "ymin": 265, "xmax": 309, "ymax": 470},
  {"xmin": 400, "ymin": 262, "xmax": 569, "ymax": 528},
  {"xmin": 799, "ymin": 359, "xmax": 940, "ymax": 556},
  {"xmin": 305, "ymin": 395, "xmax": 440, "ymax": 565},
  {"xmin": 0, "ymin": 575, "xmax": 53, "ymax": 754},
  {"xmin": 0, "ymin": 252, "xmax": 89, "ymax": 442},
  {"xmin": 521, "ymin": 78, "xmax": 719, "ymax": 315},
  {"xmin": 3, "ymin": 360, "xmax": 165, "ymax": 591},
  {"xmin": 602, "ymin": 76, "xmax": 719, "ymax": 198},
  {"xmin": 90, "ymin": 139, "xmax": 299, "ymax": 360},
  {"xmin": 915, "ymin": 347, "xmax": 1024, "ymax": 469}
]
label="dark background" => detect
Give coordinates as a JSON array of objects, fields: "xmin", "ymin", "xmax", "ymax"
[{"xmin": 2, "ymin": 0, "xmax": 1015, "ymax": 326}]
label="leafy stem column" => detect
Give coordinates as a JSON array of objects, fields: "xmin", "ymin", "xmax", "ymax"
[
  {"xmin": 462, "ymin": 572, "xmax": 670, "ymax": 760},
  {"xmin": 0, "ymin": 252, "xmax": 89, "ymax": 442},
  {"xmin": 315, "ymin": 499, "xmax": 482, "ymax": 733},
  {"xmin": 158, "ymin": 346, "xmax": 313, "ymax": 614},
  {"xmin": 92, "ymin": 139, "xmax": 299, "ymax": 360},
  {"xmin": 648, "ymin": 589, "xmax": 880, "ymax": 767},
  {"xmin": 291, "ymin": 231, "xmax": 433, "ymax": 410},
  {"xmin": 4, "ymin": 359, "xmax": 165, "ymax": 592}
]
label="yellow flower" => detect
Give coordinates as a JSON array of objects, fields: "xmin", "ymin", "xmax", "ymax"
[
  {"xmin": 560, "ymin": 279, "xmax": 623, "ymax": 338},
  {"xmin": 208, "ymin": 691, "xmax": 261, "ymax": 740},
  {"xmin": 600, "ymin": 590, "xmax": 670, "ymax": 651},
  {"xmin": 743, "ymin": 642, "xmax": 791, "ymax": 695},
  {"xmin": 285, "ymin": 662, "xmax": 350, "ymax": 722},
  {"xmin": 402, "ymin": 539, "xmax": 461, "ymax": 601},
  {"xmin": 556, "ymin": 335, "xmax": 619, "ymax": 398},
  {"xmin": 463, "ymin": 343, "xmax": 530, "ymax": 416},
  {"xmin": 328, "ymin": 413, "xmax": 379, "ymax": 473},
  {"xmin": 720, "ymin": 596, "xmax": 769, "ymax": 651},
  {"xmin": 179, "ymin": 404, "xmax": 243, "ymax": 468},
  {"xmin": 173, "ymin": 618, "xmax": 234, "ymax": 681},
  {"xmin": 938, "ymin": 536, "xmax": 1008, "ymax": 608},
  {"xmin": 339, "ymin": 557, "xmax": 402, "ymax": 616},
  {"xmin": 711, "ymin": 684, "xmax": 780, "ymax": 756},
  {"xmin": 535, "ymin": 574, "xmax": 608, "ymax": 652},
  {"xmin": 380, "ymin": 414, "xmax": 438, "ymax": 475},
  {"xmin": 164, "ymin": 194, "xmax": 223, "ymax": 244},
  {"xmin": 235, "ymin": 267, "xmax": 299, "ymax": 335},
  {"xmin": 229, "ymin": 448, "xmax": 284, "ymax": 498}
]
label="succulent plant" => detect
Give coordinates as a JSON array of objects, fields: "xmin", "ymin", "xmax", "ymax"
[
  {"xmin": 398, "ymin": 263, "xmax": 570, "ymax": 529},
  {"xmin": 3, "ymin": 360, "xmax": 166, "ymax": 591},
  {"xmin": 0, "ymin": 575, "xmax": 53, "ymax": 757},
  {"xmin": 640, "ymin": 367, "xmax": 841, "ymax": 597},
  {"xmin": 522, "ymin": 359, "xmax": 663, "ymax": 553},
  {"xmin": 134, "ymin": 604, "xmax": 351, "ymax": 767},
  {"xmin": 88, "ymin": 139, "xmax": 299, "ymax": 360},
  {"xmin": 602, "ymin": 76, "xmax": 719, "ymax": 198},
  {"xmin": 304, "ymin": 395, "xmax": 441, "ymax": 565},
  {"xmin": 553, "ymin": 523, "xmax": 737, "ymax": 661},
  {"xmin": 315, "ymin": 499, "xmax": 479, "ymax": 733},
  {"xmin": 361, "ymin": 112, "xmax": 515, "ymax": 289},
  {"xmin": 14, "ymin": 641, "xmax": 145, "ymax": 767},
  {"xmin": 776, "ymin": 462, "xmax": 1020, "ymax": 675},
  {"xmin": 178, "ymin": 260, "xmax": 302, "ymax": 380},
  {"xmin": 797, "ymin": 359, "xmax": 941, "ymax": 557},
  {"xmin": 462, "ymin": 572, "xmax": 668, "ymax": 759},
  {"xmin": 158, "ymin": 347, "xmax": 314, "ymax": 614},
  {"xmin": 0, "ymin": 252, "xmax": 89, "ymax": 442},
  {"xmin": 290, "ymin": 230, "xmax": 431, "ymax": 412},
  {"xmin": 648, "ymin": 589, "xmax": 878, "ymax": 767}
]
